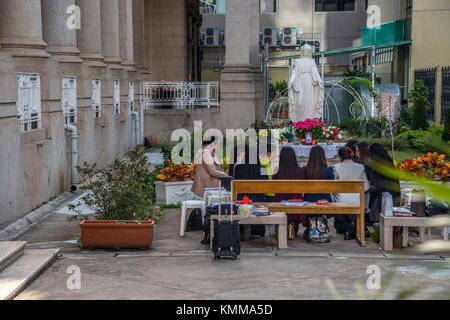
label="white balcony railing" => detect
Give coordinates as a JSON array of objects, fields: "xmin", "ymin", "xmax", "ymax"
[{"xmin": 143, "ymin": 81, "xmax": 220, "ymax": 109}]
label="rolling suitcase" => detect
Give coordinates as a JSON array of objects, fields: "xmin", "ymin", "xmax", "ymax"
[{"xmin": 212, "ymin": 176, "xmax": 240, "ymax": 260}]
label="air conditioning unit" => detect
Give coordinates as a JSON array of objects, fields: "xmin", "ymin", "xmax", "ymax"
[
  {"xmin": 281, "ymin": 27, "xmax": 297, "ymax": 46},
  {"xmin": 204, "ymin": 27, "xmax": 219, "ymax": 46},
  {"xmin": 262, "ymin": 27, "xmax": 277, "ymax": 47}
]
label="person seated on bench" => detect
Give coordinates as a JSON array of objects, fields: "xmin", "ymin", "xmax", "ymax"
[
  {"xmin": 273, "ymin": 146, "xmax": 306, "ymax": 237},
  {"xmin": 332, "ymin": 147, "xmax": 369, "ymax": 240},
  {"xmin": 356, "ymin": 141, "xmax": 372, "ymax": 225},
  {"xmin": 191, "ymin": 136, "xmax": 228, "ymax": 198},
  {"xmin": 303, "ymin": 145, "xmax": 335, "ymax": 205},
  {"xmin": 234, "ymin": 145, "xmax": 267, "ymax": 237},
  {"xmin": 367, "ymin": 142, "xmax": 401, "ymax": 223}
]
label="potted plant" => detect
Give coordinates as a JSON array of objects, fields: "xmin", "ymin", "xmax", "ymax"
[
  {"xmin": 69, "ymin": 146, "xmax": 164, "ymax": 250},
  {"xmin": 322, "ymin": 125, "xmax": 343, "ymax": 145},
  {"xmin": 292, "ymin": 118, "xmax": 326, "ymax": 145},
  {"xmin": 154, "ymin": 160, "xmax": 196, "ymax": 204}
]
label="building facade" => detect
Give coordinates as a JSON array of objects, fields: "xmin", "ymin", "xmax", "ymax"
[{"xmin": 0, "ymin": 0, "xmax": 196, "ymax": 227}]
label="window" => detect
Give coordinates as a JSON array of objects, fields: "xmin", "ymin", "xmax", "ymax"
[
  {"xmin": 113, "ymin": 80, "xmax": 120, "ymax": 115},
  {"xmin": 128, "ymin": 81, "xmax": 134, "ymax": 112},
  {"xmin": 315, "ymin": 0, "xmax": 355, "ymax": 12},
  {"xmin": 62, "ymin": 77, "xmax": 77, "ymax": 124},
  {"xmin": 92, "ymin": 79, "xmax": 101, "ymax": 118},
  {"xmin": 17, "ymin": 73, "xmax": 41, "ymax": 132},
  {"xmin": 199, "ymin": 0, "xmax": 226, "ymax": 14},
  {"xmin": 260, "ymin": 0, "xmax": 277, "ymax": 13},
  {"xmin": 375, "ymin": 47, "xmax": 394, "ymax": 64}
]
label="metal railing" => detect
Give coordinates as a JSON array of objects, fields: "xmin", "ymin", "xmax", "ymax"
[
  {"xmin": 415, "ymin": 68, "xmax": 437, "ymax": 121},
  {"xmin": 143, "ymin": 81, "xmax": 220, "ymax": 109},
  {"xmin": 442, "ymin": 66, "xmax": 450, "ymax": 123}
]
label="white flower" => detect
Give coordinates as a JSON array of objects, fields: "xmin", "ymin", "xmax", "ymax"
[
  {"xmin": 326, "ymin": 134, "xmax": 330, "ymax": 138},
  {"xmin": 337, "ymin": 134, "xmax": 342, "ymax": 139}
]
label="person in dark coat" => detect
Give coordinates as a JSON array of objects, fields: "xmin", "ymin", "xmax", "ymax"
[
  {"xmin": 233, "ymin": 144, "xmax": 267, "ymax": 237},
  {"xmin": 367, "ymin": 142, "xmax": 401, "ymax": 223},
  {"xmin": 356, "ymin": 141, "xmax": 372, "ymax": 225},
  {"xmin": 273, "ymin": 146, "xmax": 306, "ymax": 235},
  {"xmin": 303, "ymin": 145, "xmax": 335, "ymax": 203}
]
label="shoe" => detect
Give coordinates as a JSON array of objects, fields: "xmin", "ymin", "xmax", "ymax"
[
  {"xmin": 365, "ymin": 227, "xmax": 371, "ymax": 238},
  {"xmin": 344, "ymin": 231, "xmax": 356, "ymax": 240},
  {"xmin": 344, "ymin": 223, "xmax": 356, "ymax": 240}
]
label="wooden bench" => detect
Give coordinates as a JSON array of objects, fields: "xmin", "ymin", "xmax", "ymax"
[
  {"xmin": 209, "ymin": 213, "xmax": 288, "ymax": 250},
  {"xmin": 232, "ymin": 180, "xmax": 366, "ymax": 246},
  {"xmin": 380, "ymin": 214, "xmax": 450, "ymax": 251}
]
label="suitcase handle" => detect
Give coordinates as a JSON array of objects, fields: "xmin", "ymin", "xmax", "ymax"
[{"xmin": 218, "ymin": 176, "xmax": 233, "ymax": 222}]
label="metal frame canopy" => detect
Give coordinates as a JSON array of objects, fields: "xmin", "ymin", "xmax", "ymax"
[
  {"xmin": 262, "ymin": 39, "xmax": 412, "ymax": 120},
  {"xmin": 267, "ymin": 40, "xmax": 412, "ymax": 61}
]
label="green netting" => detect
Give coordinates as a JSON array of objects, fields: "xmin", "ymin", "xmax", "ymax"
[{"xmin": 361, "ymin": 20, "xmax": 405, "ymax": 46}]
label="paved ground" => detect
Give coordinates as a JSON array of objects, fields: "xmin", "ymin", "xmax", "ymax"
[{"xmin": 12, "ymin": 198, "xmax": 450, "ymax": 300}]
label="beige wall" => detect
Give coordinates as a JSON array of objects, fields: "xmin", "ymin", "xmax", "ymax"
[
  {"xmin": 410, "ymin": 0, "xmax": 450, "ymax": 73},
  {"xmin": 409, "ymin": 0, "xmax": 450, "ymax": 122},
  {"xmin": 145, "ymin": 0, "xmax": 188, "ymax": 81}
]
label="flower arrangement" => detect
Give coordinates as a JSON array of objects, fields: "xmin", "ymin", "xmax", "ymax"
[
  {"xmin": 398, "ymin": 152, "xmax": 449, "ymax": 181},
  {"xmin": 156, "ymin": 162, "xmax": 196, "ymax": 182},
  {"xmin": 292, "ymin": 118, "xmax": 326, "ymax": 141},
  {"xmin": 322, "ymin": 125, "xmax": 343, "ymax": 141}
]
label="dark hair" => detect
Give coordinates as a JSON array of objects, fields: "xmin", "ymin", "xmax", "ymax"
[
  {"xmin": 345, "ymin": 140, "xmax": 358, "ymax": 154},
  {"xmin": 203, "ymin": 136, "xmax": 216, "ymax": 146},
  {"xmin": 306, "ymin": 146, "xmax": 327, "ymax": 179},
  {"xmin": 356, "ymin": 141, "xmax": 369, "ymax": 164},
  {"xmin": 233, "ymin": 145, "xmax": 262, "ymax": 180},
  {"xmin": 277, "ymin": 147, "xmax": 303, "ymax": 179},
  {"xmin": 368, "ymin": 142, "xmax": 393, "ymax": 164},
  {"xmin": 338, "ymin": 147, "xmax": 353, "ymax": 161}
]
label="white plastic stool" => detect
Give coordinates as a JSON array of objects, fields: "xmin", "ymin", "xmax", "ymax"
[{"xmin": 180, "ymin": 200, "xmax": 206, "ymax": 236}]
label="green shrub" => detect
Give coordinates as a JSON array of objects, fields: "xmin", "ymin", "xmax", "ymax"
[
  {"xmin": 408, "ymin": 80, "xmax": 430, "ymax": 131},
  {"xmin": 396, "ymin": 124, "xmax": 444, "ymax": 154},
  {"xmin": 160, "ymin": 139, "xmax": 175, "ymax": 160},
  {"xmin": 69, "ymin": 146, "xmax": 164, "ymax": 223}
]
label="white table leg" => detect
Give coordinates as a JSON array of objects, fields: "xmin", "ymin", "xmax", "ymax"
[{"xmin": 180, "ymin": 203, "xmax": 186, "ymax": 236}]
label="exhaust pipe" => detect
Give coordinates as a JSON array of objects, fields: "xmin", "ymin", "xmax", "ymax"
[{"xmin": 64, "ymin": 124, "xmax": 78, "ymax": 191}]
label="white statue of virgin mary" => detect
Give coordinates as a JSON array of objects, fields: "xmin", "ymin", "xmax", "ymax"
[{"xmin": 288, "ymin": 44, "xmax": 324, "ymax": 122}]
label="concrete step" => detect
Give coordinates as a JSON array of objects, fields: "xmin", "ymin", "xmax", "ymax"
[
  {"xmin": 0, "ymin": 241, "xmax": 27, "ymax": 272},
  {"xmin": 0, "ymin": 248, "xmax": 60, "ymax": 300}
]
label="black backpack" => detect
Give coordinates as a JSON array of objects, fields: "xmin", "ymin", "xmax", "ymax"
[{"xmin": 186, "ymin": 209, "xmax": 203, "ymax": 232}]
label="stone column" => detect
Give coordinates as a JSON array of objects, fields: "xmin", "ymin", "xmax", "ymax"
[
  {"xmin": 119, "ymin": 0, "xmax": 134, "ymax": 69},
  {"xmin": 220, "ymin": 0, "xmax": 259, "ymax": 130},
  {"xmin": 100, "ymin": 0, "xmax": 122, "ymax": 67},
  {"xmin": 42, "ymin": 0, "xmax": 82, "ymax": 63},
  {"xmin": 0, "ymin": 0, "xmax": 49, "ymax": 58},
  {"xmin": 76, "ymin": 0, "xmax": 105, "ymax": 66},
  {"xmin": 132, "ymin": 0, "xmax": 148, "ymax": 74}
]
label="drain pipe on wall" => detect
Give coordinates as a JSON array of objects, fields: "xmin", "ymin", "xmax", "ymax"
[
  {"xmin": 64, "ymin": 124, "xmax": 78, "ymax": 191},
  {"xmin": 131, "ymin": 111, "xmax": 140, "ymax": 146}
]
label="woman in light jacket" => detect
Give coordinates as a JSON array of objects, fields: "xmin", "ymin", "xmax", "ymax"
[
  {"xmin": 333, "ymin": 147, "xmax": 369, "ymax": 240},
  {"xmin": 191, "ymin": 137, "xmax": 228, "ymax": 198}
]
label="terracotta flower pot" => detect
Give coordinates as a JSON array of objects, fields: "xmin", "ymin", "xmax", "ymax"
[{"xmin": 80, "ymin": 220, "xmax": 155, "ymax": 250}]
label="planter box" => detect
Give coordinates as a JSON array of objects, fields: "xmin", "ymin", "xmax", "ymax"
[
  {"xmin": 80, "ymin": 220, "xmax": 154, "ymax": 250},
  {"xmin": 154, "ymin": 180, "xmax": 194, "ymax": 205}
]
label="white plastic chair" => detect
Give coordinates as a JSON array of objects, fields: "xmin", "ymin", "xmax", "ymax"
[{"xmin": 180, "ymin": 200, "xmax": 206, "ymax": 236}]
